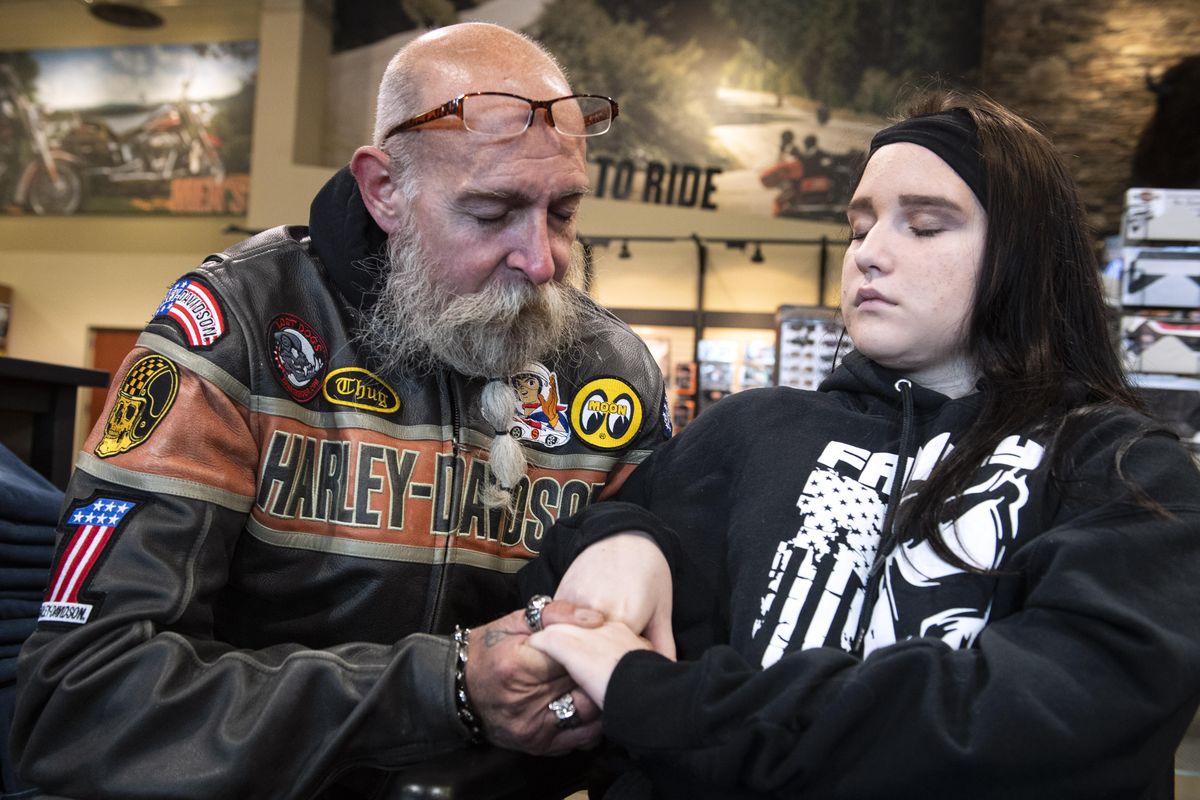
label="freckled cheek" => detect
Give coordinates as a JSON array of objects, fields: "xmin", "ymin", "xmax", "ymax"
[
  {"xmin": 838, "ymin": 259, "xmax": 858, "ymax": 306},
  {"xmin": 922, "ymin": 282, "xmax": 952, "ymax": 312},
  {"xmin": 925, "ymin": 287, "xmax": 973, "ymax": 334}
]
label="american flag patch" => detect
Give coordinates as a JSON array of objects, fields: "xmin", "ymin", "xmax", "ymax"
[
  {"xmin": 155, "ymin": 278, "xmax": 225, "ymax": 348},
  {"xmin": 39, "ymin": 497, "xmax": 137, "ymax": 626}
]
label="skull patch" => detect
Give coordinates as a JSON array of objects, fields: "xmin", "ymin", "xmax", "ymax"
[{"xmin": 95, "ymin": 354, "xmax": 180, "ymax": 458}]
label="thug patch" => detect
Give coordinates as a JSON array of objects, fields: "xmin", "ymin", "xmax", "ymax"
[
  {"xmin": 153, "ymin": 278, "xmax": 226, "ymax": 348},
  {"xmin": 569, "ymin": 376, "xmax": 643, "ymax": 450},
  {"xmin": 323, "ymin": 367, "xmax": 400, "ymax": 413},
  {"xmin": 507, "ymin": 362, "xmax": 570, "ymax": 448},
  {"xmin": 268, "ymin": 313, "xmax": 328, "ymax": 403},
  {"xmin": 39, "ymin": 496, "xmax": 139, "ymax": 626},
  {"xmin": 95, "ymin": 354, "xmax": 179, "ymax": 458}
]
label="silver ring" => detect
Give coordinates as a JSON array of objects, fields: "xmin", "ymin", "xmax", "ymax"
[
  {"xmin": 548, "ymin": 691, "xmax": 579, "ymax": 729},
  {"xmin": 524, "ymin": 594, "xmax": 552, "ymax": 633}
]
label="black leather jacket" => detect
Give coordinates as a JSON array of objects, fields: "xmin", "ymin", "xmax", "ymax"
[{"xmin": 12, "ymin": 169, "xmax": 669, "ymax": 799}]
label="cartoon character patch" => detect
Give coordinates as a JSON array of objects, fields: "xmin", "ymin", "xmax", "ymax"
[
  {"xmin": 95, "ymin": 354, "xmax": 179, "ymax": 458},
  {"xmin": 569, "ymin": 376, "xmax": 643, "ymax": 450},
  {"xmin": 153, "ymin": 278, "xmax": 226, "ymax": 348},
  {"xmin": 39, "ymin": 496, "xmax": 139, "ymax": 626},
  {"xmin": 268, "ymin": 313, "xmax": 328, "ymax": 403},
  {"xmin": 323, "ymin": 367, "xmax": 401, "ymax": 414},
  {"xmin": 507, "ymin": 363, "xmax": 570, "ymax": 448}
]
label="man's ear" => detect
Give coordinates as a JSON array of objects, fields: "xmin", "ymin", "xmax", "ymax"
[{"xmin": 351, "ymin": 146, "xmax": 406, "ymax": 234}]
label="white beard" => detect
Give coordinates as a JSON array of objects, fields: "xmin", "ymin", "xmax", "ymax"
[{"xmin": 356, "ymin": 215, "xmax": 587, "ymax": 379}]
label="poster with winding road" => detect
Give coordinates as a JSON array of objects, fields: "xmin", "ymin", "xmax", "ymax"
[
  {"xmin": 333, "ymin": 0, "xmax": 982, "ymax": 222},
  {"xmin": 526, "ymin": 0, "xmax": 984, "ymax": 221}
]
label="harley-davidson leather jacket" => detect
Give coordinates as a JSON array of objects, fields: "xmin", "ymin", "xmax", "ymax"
[{"xmin": 11, "ymin": 169, "xmax": 669, "ymax": 799}]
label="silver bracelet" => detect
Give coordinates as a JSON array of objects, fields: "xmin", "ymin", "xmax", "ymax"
[{"xmin": 452, "ymin": 625, "xmax": 484, "ymax": 742}]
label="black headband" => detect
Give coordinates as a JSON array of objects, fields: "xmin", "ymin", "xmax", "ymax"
[{"xmin": 869, "ymin": 109, "xmax": 987, "ymax": 209}]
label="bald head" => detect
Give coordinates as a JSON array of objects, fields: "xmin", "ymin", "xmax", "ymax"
[
  {"xmin": 372, "ymin": 23, "xmax": 572, "ymax": 146},
  {"xmin": 350, "ymin": 20, "xmax": 590, "ymax": 324}
]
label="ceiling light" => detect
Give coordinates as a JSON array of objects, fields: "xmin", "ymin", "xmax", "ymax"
[{"xmin": 83, "ymin": 1, "xmax": 165, "ymax": 28}]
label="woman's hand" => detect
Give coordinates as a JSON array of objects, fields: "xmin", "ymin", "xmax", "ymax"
[
  {"xmin": 552, "ymin": 531, "xmax": 676, "ymax": 659},
  {"xmin": 528, "ymin": 621, "xmax": 655, "ymax": 710}
]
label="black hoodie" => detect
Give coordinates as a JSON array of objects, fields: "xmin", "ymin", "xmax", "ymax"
[
  {"xmin": 527, "ymin": 351, "xmax": 1200, "ymax": 799},
  {"xmin": 308, "ymin": 165, "xmax": 388, "ymax": 313}
]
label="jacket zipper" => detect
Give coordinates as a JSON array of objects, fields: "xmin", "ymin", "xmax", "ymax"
[
  {"xmin": 427, "ymin": 372, "xmax": 463, "ymax": 631},
  {"xmin": 851, "ymin": 378, "xmax": 914, "ymax": 655},
  {"xmin": 448, "ymin": 375, "xmax": 463, "ymax": 457}
]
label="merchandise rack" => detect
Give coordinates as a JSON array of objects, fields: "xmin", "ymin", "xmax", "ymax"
[{"xmin": 1117, "ymin": 188, "xmax": 1200, "ymax": 452}]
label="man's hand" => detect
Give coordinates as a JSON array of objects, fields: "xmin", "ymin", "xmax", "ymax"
[
  {"xmin": 464, "ymin": 602, "xmax": 604, "ymax": 755},
  {"xmin": 554, "ymin": 531, "xmax": 675, "ymax": 659}
]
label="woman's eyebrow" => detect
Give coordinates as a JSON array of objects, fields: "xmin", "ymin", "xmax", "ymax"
[{"xmin": 898, "ymin": 194, "xmax": 964, "ymax": 212}]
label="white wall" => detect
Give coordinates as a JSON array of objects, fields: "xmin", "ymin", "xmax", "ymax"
[{"xmin": 245, "ymin": 0, "xmax": 337, "ymax": 229}]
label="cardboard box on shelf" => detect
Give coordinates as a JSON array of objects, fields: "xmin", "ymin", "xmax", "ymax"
[
  {"xmin": 1123, "ymin": 188, "xmax": 1200, "ymax": 243},
  {"xmin": 1121, "ymin": 314, "xmax": 1200, "ymax": 376},
  {"xmin": 1122, "ymin": 246, "xmax": 1200, "ymax": 309}
]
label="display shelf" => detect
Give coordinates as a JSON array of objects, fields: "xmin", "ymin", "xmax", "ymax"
[
  {"xmin": 774, "ymin": 305, "xmax": 848, "ymax": 390},
  {"xmin": 1118, "ymin": 188, "xmax": 1200, "ymax": 452}
]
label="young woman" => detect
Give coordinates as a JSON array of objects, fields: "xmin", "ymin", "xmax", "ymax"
[{"xmin": 521, "ymin": 92, "xmax": 1200, "ymax": 798}]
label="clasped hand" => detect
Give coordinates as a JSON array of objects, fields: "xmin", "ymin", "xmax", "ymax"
[
  {"xmin": 464, "ymin": 602, "xmax": 605, "ymax": 755},
  {"xmin": 528, "ymin": 530, "xmax": 675, "ymax": 708},
  {"xmin": 465, "ymin": 531, "xmax": 674, "ymax": 750}
]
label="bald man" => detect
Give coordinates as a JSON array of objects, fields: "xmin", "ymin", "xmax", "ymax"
[{"xmin": 12, "ymin": 23, "xmax": 669, "ymax": 799}]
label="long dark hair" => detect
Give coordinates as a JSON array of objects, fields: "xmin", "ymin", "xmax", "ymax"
[{"xmin": 882, "ymin": 90, "xmax": 1146, "ymax": 571}]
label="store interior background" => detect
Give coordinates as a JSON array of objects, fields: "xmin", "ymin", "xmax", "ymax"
[
  {"xmin": 0, "ymin": 0, "xmax": 1198, "ymax": 791},
  {"xmin": 2, "ymin": 0, "xmax": 1197, "ymax": 441}
]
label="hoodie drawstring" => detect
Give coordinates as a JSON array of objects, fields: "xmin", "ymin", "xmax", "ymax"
[{"xmin": 851, "ymin": 378, "xmax": 914, "ymax": 655}]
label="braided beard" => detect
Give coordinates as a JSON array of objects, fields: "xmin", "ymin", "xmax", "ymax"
[{"xmin": 356, "ymin": 215, "xmax": 587, "ymax": 380}]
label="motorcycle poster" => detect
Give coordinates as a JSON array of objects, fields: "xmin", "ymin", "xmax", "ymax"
[
  {"xmin": 526, "ymin": 0, "xmax": 983, "ymax": 224},
  {"xmin": 0, "ymin": 41, "xmax": 256, "ymax": 216}
]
